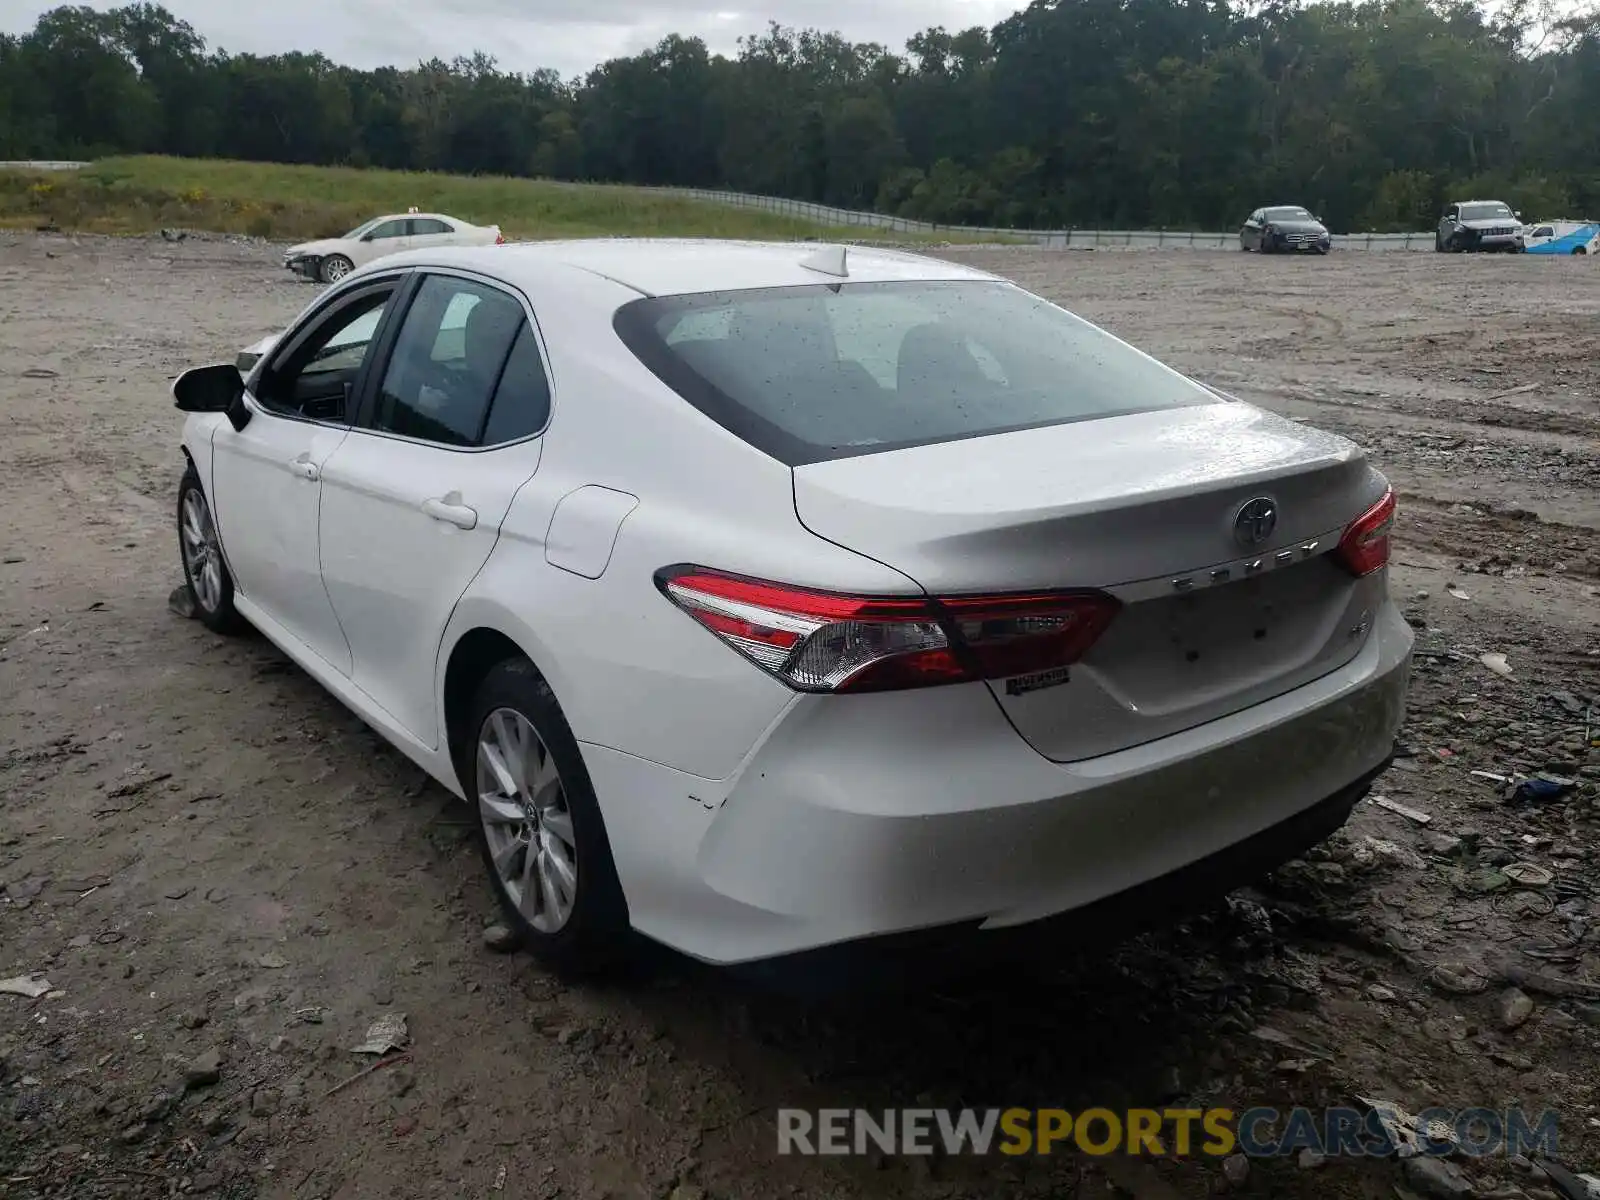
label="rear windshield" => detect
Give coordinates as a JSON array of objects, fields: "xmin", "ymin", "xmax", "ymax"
[{"xmin": 613, "ymin": 280, "xmax": 1217, "ymax": 465}]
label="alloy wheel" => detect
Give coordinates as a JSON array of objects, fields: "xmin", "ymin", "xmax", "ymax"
[
  {"xmin": 180, "ymin": 488, "xmax": 224, "ymax": 613},
  {"xmin": 476, "ymin": 708, "xmax": 579, "ymax": 934}
]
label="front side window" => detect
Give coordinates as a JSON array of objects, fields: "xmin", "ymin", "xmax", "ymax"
[
  {"xmin": 615, "ymin": 280, "xmax": 1217, "ymax": 466},
  {"xmin": 368, "ymin": 275, "xmax": 526, "ymax": 447},
  {"xmin": 255, "ymin": 288, "xmax": 394, "ymax": 422},
  {"xmin": 366, "ymin": 220, "xmax": 408, "ymax": 241}
]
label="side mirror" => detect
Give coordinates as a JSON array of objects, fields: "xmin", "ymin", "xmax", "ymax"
[{"xmin": 173, "ymin": 364, "xmax": 250, "ymax": 431}]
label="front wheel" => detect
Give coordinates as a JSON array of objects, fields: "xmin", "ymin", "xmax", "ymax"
[
  {"xmin": 467, "ymin": 659, "xmax": 630, "ymax": 974},
  {"xmin": 319, "ymin": 254, "xmax": 353, "ymax": 284},
  {"xmin": 178, "ymin": 467, "xmax": 243, "ymax": 635}
]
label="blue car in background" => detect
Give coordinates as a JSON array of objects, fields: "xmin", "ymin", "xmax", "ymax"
[{"xmin": 1520, "ymin": 220, "xmax": 1599, "ymax": 255}]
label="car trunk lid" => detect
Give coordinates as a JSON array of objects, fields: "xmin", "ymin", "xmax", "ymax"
[{"xmin": 792, "ymin": 402, "xmax": 1391, "ymax": 760}]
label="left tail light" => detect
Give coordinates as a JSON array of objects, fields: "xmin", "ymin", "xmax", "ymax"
[
  {"xmin": 495, "ymin": 232, "xmax": 506, "ymax": 245},
  {"xmin": 1335, "ymin": 488, "xmax": 1396, "ymax": 577},
  {"xmin": 656, "ymin": 567, "xmax": 1119, "ymax": 694}
]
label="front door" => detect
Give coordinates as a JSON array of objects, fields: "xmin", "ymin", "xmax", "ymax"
[
  {"xmin": 318, "ymin": 271, "xmax": 554, "ymax": 746},
  {"xmin": 210, "ymin": 278, "xmax": 403, "ymax": 675},
  {"xmin": 354, "ymin": 218, "xmax": 413, "ymax": 268}
]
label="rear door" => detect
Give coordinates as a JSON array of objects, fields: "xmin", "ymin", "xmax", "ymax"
[
  {"xmin": 316, "ymin": 269, "xmax": 554, "ymax": 748},
  {"xmin": 1242, "ymin": 209, "xmax": 1263, "ymax": 248},
  {"xmin": 407, "ymin": 217, "xmax": 458, "ymax": 251}
]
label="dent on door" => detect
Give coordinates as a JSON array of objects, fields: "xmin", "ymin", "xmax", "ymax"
[{"xmin": 544, "ymin": 486, "xmax": 641, "ymax": 579}]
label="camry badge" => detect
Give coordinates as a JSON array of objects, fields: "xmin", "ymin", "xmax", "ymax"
[{"xmin": 1233, "ymin": 497, "xmax": 1278, "ymax": 548}]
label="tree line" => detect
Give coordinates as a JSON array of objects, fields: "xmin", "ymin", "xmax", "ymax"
[{"xmin": 2, "ymin": 0, "xmax": 1598, "ymax": 232}]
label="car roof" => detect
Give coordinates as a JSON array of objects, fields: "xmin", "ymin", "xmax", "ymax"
[
  {"xmin": 364, "ymin": 212, "xmax": 461, "ymax": 225},
  {"xmin": 372, "ymin": 238, "xmax": 1003, "ymax": 298}
]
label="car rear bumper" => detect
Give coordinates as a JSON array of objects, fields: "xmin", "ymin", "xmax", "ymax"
[{"xmin": 581, "ymin": 600, "xmax": 1413, "ymax": 966}]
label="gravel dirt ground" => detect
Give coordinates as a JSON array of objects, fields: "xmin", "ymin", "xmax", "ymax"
[{"xmin": 1, "ymin": 234, "xmax": 1597, "ymax": 1200}]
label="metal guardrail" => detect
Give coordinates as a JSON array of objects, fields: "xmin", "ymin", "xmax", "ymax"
[
  {"xmin": 0, "ymin": 161, "xmax": 1436, "ymax": 248},
  {"xmin": 0, "ymin": 160, "xmax": 91, "ymax": 171},
  {"xmin": 646, "ymin": 185, "xmax": 1437, "ymax": 250}
]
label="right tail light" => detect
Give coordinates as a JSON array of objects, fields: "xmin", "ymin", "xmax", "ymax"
[{"xmin": 1335, "ymin": 488, "xmax": 1396, "ymax": 577}]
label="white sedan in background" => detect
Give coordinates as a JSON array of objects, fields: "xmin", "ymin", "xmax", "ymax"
[
  {"xmin": 170, "ymin": 239, "xmax": 1412, "ymax": 978},
  {"xmin": 282, "ymin": 211, "xmax": 504, "ymax": 283}
]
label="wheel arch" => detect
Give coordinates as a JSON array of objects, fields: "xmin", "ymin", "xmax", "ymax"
[{"xmin": 439, "ymin": 614, "xmax": 573, "ymax": 797}]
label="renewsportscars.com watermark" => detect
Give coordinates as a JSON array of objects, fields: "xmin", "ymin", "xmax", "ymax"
[{"xmin": 777, "ymin": 1106, "xmax": 1560, "ymax": 1159}]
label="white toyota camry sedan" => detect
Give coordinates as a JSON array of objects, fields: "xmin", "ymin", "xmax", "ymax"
[{"xmin": 171, "ymin": 239, "xmax": 1413, "ymax": 975}]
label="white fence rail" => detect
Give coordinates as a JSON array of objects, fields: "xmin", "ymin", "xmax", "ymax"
[
  {"xmin": 644, "ymin": 185, "xmax": 1437, "ymax": 250},
  {"xmin": 0, "ymin": 161, "xmax": 1437, "ymax": 249},
  {"xmin": 0, "ymin": 160, "xmax": 91, "ymax": 171}
]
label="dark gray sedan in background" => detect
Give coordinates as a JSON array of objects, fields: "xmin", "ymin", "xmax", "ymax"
[{"xmin": 1240, "ymin": 206, "xmax": 1332, "ymax": 254}]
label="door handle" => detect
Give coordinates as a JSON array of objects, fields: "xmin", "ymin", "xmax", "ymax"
[
  {"xmin": 288, "ymin": 454, "xmax": 319, "ymax": 481},
  {"xmin": 421, "ymin": 492, "xmax": 478, "ymax": 531}
]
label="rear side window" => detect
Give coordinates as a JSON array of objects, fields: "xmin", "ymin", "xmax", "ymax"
[
  {"xmin": 368, "ymin": 275, "xmax": 524, "ymax": 447},
  {"xmin": 480, "ymin": 323, "xmax": 551, "ymax": 444},
  {"xmin": 613, "ymin": 280, "xmax": 1216, "ymax": 465}
]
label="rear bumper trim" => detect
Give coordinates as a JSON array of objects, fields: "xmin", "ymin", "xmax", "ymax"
[{"xmin": 732, "ymin": 757, "xmax": 1387, "ymax": 989}]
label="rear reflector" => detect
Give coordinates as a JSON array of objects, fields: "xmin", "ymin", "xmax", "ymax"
[
  {"xmin": 657, "ymin": 567, "xmax": 1119, "ymax": 694},
  {"xmin": 1335, "ymin": 488, "xmax": 1396, "ymax": 577}
]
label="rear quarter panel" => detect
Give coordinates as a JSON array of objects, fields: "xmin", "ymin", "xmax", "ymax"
[{"xmin": 441, "ymin": 263, "xmax": 923, "ymax": 779}]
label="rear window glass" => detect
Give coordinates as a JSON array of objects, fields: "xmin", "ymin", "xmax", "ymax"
[{"xmin": 613, "ymin": 280, "xmax": 1217, "ymax": 465}]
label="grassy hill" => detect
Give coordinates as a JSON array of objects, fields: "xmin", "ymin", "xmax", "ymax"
[{"xmin": 0, "ymin": 156, "xmax": 966, "ymax": 244}]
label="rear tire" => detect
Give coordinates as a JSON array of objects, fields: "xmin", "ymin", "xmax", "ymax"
[
  {"xmin": 464, "ymin": 659, "xmax": 630, "ymax": 975},
  {"xmin": 1573, "ymin": 245, "xmax": 1587, "ymax": 256},
  {"xmin": 319, "ymin": 254, "xmax": 353, "ymax": 284},
  {"xmin": 178, "ymin": 466, "xmax": 243, "ymax": 635}
]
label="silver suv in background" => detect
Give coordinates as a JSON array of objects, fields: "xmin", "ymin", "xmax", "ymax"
[{"xmin": 1436, "ymin": 200, "xmax": 1524, "ymax": 252}]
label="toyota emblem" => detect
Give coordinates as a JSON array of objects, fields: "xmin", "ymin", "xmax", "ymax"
[{"xmin": 1233, "ymin": 497, "xmax": 1278, "ymax": 548}]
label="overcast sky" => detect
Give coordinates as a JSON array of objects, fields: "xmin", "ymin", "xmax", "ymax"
[{"xmin": 0, "ymin": 0, "xmax": 1020, "ymax": 79}]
